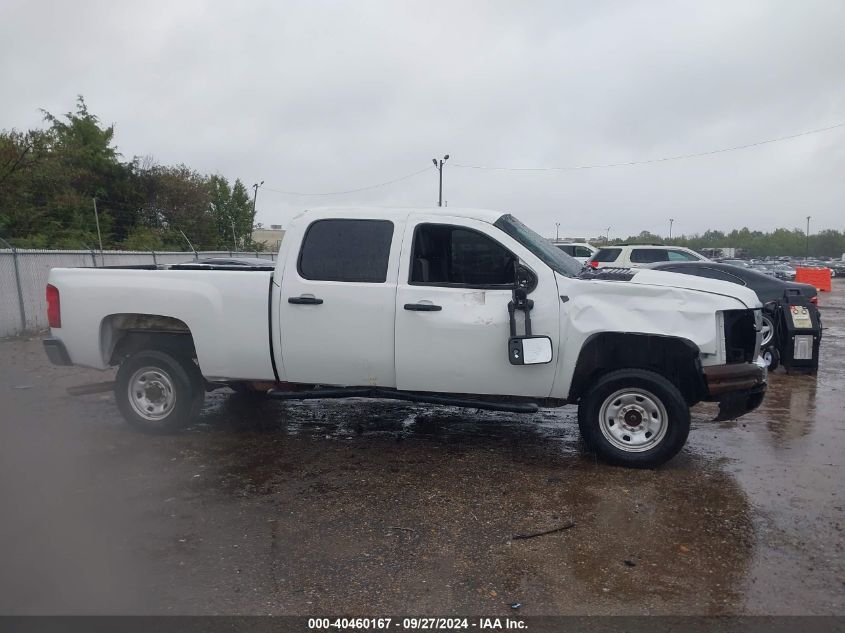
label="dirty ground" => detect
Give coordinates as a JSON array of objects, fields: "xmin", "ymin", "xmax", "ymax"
[{"xmin": 0, "ymin": 284, "xmax": 843, "ymax": 616}]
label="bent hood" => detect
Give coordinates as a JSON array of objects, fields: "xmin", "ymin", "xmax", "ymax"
[{"xmin": 627, "ymin": 268, "xmax": 761, "ymax": 308}]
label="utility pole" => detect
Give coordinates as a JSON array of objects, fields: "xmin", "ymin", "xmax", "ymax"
[
  {"xmin": 806, "ymin": 215, "xmax": 811, "ymax": 258},
  {"xmin": 252, "ymin": 181, "xmax": 264, "ymax": 214},
  {"xmin": 230, "ymin": 218, "xmax": 238, "ymax": 252},
  {"xmin": 606, "ymin": 226, "xmax": 611, "ymax": 243},
  {"xmin": 249, "ymin": 181, "xmax": 264, "ymax": 251},
  {"xmin": 92, "ymin": 197, "xmax": 104, "ymax": 264},
  {"xmin": 669, "ymin": 218, "xmax": 674, "ymax": 240},
  {"xmin": 432, "ymin": 155, "xmax": 449, "ymax": 207},
  {"xmin": 555, "ymin": 222, "xmax": 560, "ymax": 241}
]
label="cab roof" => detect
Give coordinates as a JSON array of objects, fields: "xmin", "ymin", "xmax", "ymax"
[{"xmin": 301, "ymin": 206, "xmax": 506, "ymax": 224}]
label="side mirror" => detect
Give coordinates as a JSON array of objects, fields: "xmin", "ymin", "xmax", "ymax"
[
  {"xmin": 508, "ymin": 335, "xmax": 553, "ymax": 365},
  {"xmin": 516, "ymin": 264, "xmax": 537, "ymax": 292},
  {"xmin": 508, "ymin": 259, "xmax": 549, "ymax": 365}
]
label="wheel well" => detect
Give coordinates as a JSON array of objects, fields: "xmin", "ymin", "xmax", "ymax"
[
  {"xmin": 101, "ymin": 314, "xmax": 197, "ymax": 366},
  {"xmin": 568, "ymin": 333, "xmax": 705, "ymax": 405}
]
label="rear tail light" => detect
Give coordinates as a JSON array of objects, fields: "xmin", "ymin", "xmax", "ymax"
[
  {"xmin": 46, "ymin": 284, "xmax": 61, "ymax": 328},
  {"xmin": 589, "ymin": 260, "xmax": 599, "ymax": 268},
  {"xmin": 810, "ymin": 295, "xmax": 818, "ymax": 305}
]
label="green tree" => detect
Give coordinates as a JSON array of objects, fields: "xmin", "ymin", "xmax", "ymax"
[
  {"xmin": 208, "ymin": 174, "xmax": 234, "ymax": 249},
  {"xmin": 135, "ymin": 164, "xmax": 216, "ymax": 250},
  {"xmin": 1, "ymin": 97, "xmax": 255, "ymax": 250},
  {"xmin": 230, "ymin": 179, "xmax": 255, "ymax": 250}
]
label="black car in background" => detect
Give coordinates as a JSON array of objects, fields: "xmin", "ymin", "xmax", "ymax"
[{"xmin": 648, "ymin": 261, "xmax": 818, "ymax": 353}]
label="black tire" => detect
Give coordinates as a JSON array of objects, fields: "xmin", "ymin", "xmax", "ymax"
[
  {"xmin": 578, "ymin": 368, "xmax": 690, "ymax": 468},
  {"xmin": 762, "ymin": 346, "xmax": 780, "ymax": 372},
  {"xmin": 115, "ymin": 349, "xmax": 204, "ymax": 433}
]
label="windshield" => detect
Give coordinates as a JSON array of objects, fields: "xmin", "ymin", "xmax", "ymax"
[{"xmin": 493, "ymin": 214, "xmax": 584, "ymax": 277}]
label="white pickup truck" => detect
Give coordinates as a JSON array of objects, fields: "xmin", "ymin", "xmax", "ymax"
[{"xmin": 43, "ymin": 208, "xmax": 767, "ymax": 467}]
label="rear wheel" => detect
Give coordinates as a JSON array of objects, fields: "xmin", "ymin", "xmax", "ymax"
[
  {"xmin": 578, "ymin": 369, "xmax": 690, "ymax": 468},
  {"xmin": 115, "ymin": 349, "xmax": 204, "ymax": 433}
]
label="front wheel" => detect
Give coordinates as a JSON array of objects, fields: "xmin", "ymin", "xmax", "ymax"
[
  {"xmin": 115, "ymin": 349, "xmax": 204, "ymax": 433},
  {"xmin": 578, "ymin": 369, "xmax": 690, "ymax": 468}
]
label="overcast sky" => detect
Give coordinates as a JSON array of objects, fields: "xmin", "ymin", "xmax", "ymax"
[{"xmin": 1, "ymin": 0, "xmax": 843, "ymax": 239}]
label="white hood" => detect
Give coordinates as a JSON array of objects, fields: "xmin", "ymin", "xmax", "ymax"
[{"xmin": 629, "ymin": 269, "xmax": 761, "ymax": 309}]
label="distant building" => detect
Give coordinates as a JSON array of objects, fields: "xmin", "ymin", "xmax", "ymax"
[{"xmin": 252, "ymin": 225, "xmax": 285, "ymax": 251}]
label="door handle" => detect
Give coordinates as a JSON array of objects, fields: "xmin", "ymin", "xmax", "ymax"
[
  {"xmin": 404, "ymin": 303, "xmax": 442, "ymax": 312},
  {"xmin": 288, "ymin": 296, "xmax": 323, "ymax": 305}
]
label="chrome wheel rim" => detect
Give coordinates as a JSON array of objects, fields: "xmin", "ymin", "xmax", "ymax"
[
  {"xmin": 128, "ymin": 367, "xmax": 176, "ymax": 421},
  {"xmin": 760, "ymin": 315, "xmax": 774, "ymax": 347},
  {"xmin": 598, "ymin": 388, "xmax": 668, "ymax": 453}
]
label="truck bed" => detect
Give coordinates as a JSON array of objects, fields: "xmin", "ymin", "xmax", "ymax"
[{"xmin": 47, "ymin": 268, "xmax": 277, "ymax": 381}]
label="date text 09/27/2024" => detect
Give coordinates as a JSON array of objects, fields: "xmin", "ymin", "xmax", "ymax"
[{"xmin": 307, "ymin": 617, "xmax": 527, "ymax": 630}]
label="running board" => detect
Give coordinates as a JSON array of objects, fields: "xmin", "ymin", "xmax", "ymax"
[{"xmin": 267, "ymin": 387, "xmax": 539, "ymax": 414}]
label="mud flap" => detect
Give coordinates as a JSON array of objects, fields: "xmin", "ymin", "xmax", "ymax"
[{"xmin": 713, "ymin": 384, "xmax": 766, "ymax": 422}]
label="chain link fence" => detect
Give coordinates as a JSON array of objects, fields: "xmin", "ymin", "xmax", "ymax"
[{"xmin": 0, "ymin": 248, "xmax": 277, "ymax": 337}]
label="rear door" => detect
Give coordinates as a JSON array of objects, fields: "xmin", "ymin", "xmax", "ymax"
[
  {"xmin": 394, "ymin": 214, "xmax": 560, "ymax": 398},
  {"xmin": 279, "ymin": 216, "xmax": 402, "ymax": 387},
  {"xmin": 629, "ymin": 248, "xmax": 669, "ymax": 267}
]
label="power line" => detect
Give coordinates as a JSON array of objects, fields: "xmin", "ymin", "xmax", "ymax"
[
  {"xmin": 451, "ymin": 122, "xmax": 845, "ymax": 171},
  {"xmin": 263, "ymin": 166, "xmax": 433, "ymax": 197}
]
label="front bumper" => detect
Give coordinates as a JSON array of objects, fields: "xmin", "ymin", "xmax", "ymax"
[
  {"xmin": 702, "ymin": 362, "xmax": 767, "ymax": 421},
  {"xmin": 43, "ymin": 337, "xmax": 72, "ymax": 366}
]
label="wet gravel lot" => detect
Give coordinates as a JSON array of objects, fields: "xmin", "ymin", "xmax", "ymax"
[{"xmin": 1, "ymin": 283, "xmax": 843, "ymax": 616}]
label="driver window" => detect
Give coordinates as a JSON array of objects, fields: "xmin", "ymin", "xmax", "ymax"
[{"xmin": 410, "ymin": 224, "xmax": 516, "ymax": 287}]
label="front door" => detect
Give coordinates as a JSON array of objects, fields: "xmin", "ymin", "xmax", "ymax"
[
  {"xmin": 394, "ymin": 214, "xmax": 560, "ymax": 398},
  {"xmin": 279, "ymin": 216, "xmax": 402, "ymax": 387}
]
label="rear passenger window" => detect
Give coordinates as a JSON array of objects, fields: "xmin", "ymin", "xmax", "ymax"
[
  {"xmin": 298, "ymin": 219, "xmax": 393, "ymax": 282},
  {"xmin": 556, "ymin": 245, "xmax": 575, "ymax": 256},
  {"xmin": 410, "ymin": 224, "xmax": 516, "ymax": 287},
  {"xmin": 630, "ymin": 249, "xmax": 668, "ymax": 263},
  {"xmin": 594, "ymin": 248, "xmax": 621, "ymax": 262},
  {"xmin": 668, "ymin": 249, "xmax": 701, "ymax": 261},
  {"xmin": 574, "ymin": 246, "xmax": 593, "ymax": 258}
]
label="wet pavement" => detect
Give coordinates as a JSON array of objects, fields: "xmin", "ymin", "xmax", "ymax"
[{"xmin": 0, "ymin": 283, "xmax": 843, "ymax": 616}]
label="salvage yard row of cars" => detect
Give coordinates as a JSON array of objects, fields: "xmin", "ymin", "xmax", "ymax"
[
  {"xmin": 43, "ymin": 207, "xmax": 771, "ymax": 469},
  {"xmin": 576, "ymin": 240, "xmax": 842, "ymax": 279}
]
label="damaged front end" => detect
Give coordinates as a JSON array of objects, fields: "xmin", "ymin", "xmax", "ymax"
[
  {"xmin": 702, "ymin": 358, "xmax": 768, "ymax": 421},
  {"xmin": 702, "ymin": 307, "xmax": 767, "ymax": 421}
]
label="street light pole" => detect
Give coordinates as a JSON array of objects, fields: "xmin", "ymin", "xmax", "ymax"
[
  {"xmin": 669, "ymin": 218, "xmax": 674, "ymax": 240},
  {"xmin": 606, "ymin": 226, "xmax": 611, "ymax": 243},
  {"xmin": 555, "ymin": 222, "xmax": 560, "ymax": 241},
  {"xmin": 432, "ymin": 155, "xmax": 449, "ymax": 207},
  {"xmin": 806, "ymin": 215, "xmax": 811, "ymax": 258}
]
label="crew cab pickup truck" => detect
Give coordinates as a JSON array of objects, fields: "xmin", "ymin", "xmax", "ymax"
[{"xmin": 43, "ymin": 208, "xmax": 767, "ymax": 467}]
